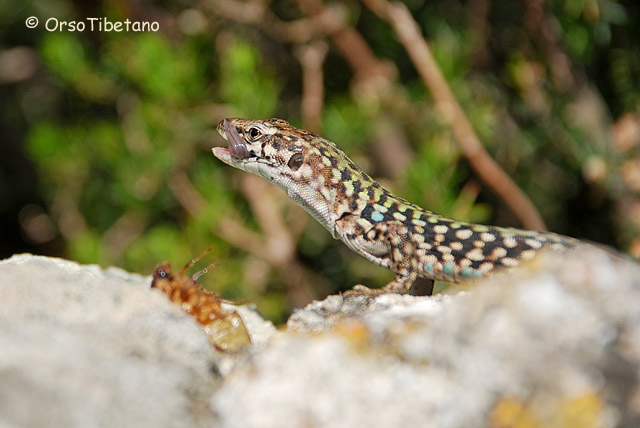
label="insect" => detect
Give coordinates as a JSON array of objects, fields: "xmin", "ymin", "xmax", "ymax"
[{"xmin": 151, "ymin": 249, "xmax": 252, "ymax": 352}]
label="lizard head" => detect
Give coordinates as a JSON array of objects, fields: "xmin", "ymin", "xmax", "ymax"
[
  {"xmin": 213, "ymin": 117, "xmax": 343, "ymax": 186},
  {"xmin": 213, "ymin": 117, "xmax": 375, "ymax": 235},
  {"xmin": 214, "ymin": 118, "xmax": 312, "ymax": 182}
]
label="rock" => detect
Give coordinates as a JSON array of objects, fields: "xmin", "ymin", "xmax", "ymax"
[
  {"xmin": 211, "ymin": 247, "xmax": 640, "ymax": 428},
  {"xmin": 3, "ymin": 247, "xmax": 640, "ymax": 428},
  {"xmin": 0, "ymin": 254, "xmax": 273, "ymax": 428},
  {"xmin": 287, "ymin": 292, "xmax": 455, "ymax": 333}
]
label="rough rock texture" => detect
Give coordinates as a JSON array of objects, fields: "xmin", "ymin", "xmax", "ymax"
[
  {"xmin": 2, "ymin": 247, "xmax": 640, "ymax": 428},
  {"xmin": 212, "ymin": 247, "xmax": 640, "ymax": 428},
  {"xmin": 0, "ymin": 254, "xmax": 273, "ymax": 428}
]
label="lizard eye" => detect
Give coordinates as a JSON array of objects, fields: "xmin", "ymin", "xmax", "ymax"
[
  {"xmin": 247, "ymin": 127, "xmax": 262, "ymax": 141},
  {"xmin": 288, "ymin": 153, "xmax": 304, "ymax": 171}
]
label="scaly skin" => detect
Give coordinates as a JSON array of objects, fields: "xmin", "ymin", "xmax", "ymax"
[{"xmin": 213, "ymin": 118, "xmax": 577, "ymax": 296}]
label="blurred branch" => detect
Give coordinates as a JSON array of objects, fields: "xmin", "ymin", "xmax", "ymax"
[
  {"xmin": 214, "ymin": 0, "xmax": 396, "ymax": 96},
  {"xmin": 467, "ymin": 0, "xmax": 492, "ymax": 69},
  {"xmin": 52, "ymin": 194, "xmax": 88, "ymax": 241},
  {"xmin": 295, "ymin": 0, "xmax": 416, "ymax": 181},
  {"xmin": 294, "ymin": 40, "xmax": 329, "ymax": 133},
  {"xmin": 207, "ymin": 0, "xmax": 348, "ymax": 43},
  {"xmin": 168, "ymin": 170, "xmax": 207, "ymax": 216},
  {"xmin": 226, "ymin": 175, "xmax": 323, "ymax": 306},
  {"xmin": 102, "ymin": 212, "xmax": 147, "ymax": 262},
  {"xmin": 238, "ymin": 175, "xmax": 296, "ymax": 266},
  {"xmin": 168, "ymin": 170, "xmax": 320, "ymax": 307},
  {"xmin": 296, "ymin": 0, "xmax": 396, "ymax": 96},
  {"xmin": 216, "ymin": 216, "xmax": 266, "ymax": 256},
  {"xmin": 523, "ymin": 0, "xmax": 574, "ymax": 92},
  {"xmin": 370, "ymin": 120, "xmax": 413, "ymax": 180},
  {"xmin": 331, "ymin": 27, "xmax": 397, "ymax": 97},
  {"xmin": 362, "ymin": 0, "xmax": 548, "ymax": 231}
]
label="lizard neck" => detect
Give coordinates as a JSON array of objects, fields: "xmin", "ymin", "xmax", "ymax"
[{"xmin": 284, "ymin": 137, "xmax": 390, "ymax": 238}]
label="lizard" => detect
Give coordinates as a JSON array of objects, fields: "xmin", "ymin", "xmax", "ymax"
[{"xmin": 212, "ymin": 117, "xmax": 578, "ymax": 296}]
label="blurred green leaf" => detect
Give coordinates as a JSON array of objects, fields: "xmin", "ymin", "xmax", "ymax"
[{"xmin": 220, "ymin": 40, "xmax": 279, "ymax": 117}]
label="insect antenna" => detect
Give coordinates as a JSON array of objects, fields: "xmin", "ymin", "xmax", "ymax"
[
  {"xmin": 192, "ymin": 261, "xmax": 218, "ymax": 281},
  {"xmin": 179, "ymin": 248, "xmax": 212, "ymax": 277}
]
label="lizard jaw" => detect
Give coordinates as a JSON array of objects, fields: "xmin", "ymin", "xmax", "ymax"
[
  {"xmin": 213, "ymin": 119, "xmax": 274, "ymax": 179},
  {"xmin": 213, "ymin": 118, "xmax": 257, "ymax": 170}
]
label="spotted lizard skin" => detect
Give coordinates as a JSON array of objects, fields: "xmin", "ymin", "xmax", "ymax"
[{"xmin": 213, "ymin": 118, "xmax": 577, "ymax": 295}]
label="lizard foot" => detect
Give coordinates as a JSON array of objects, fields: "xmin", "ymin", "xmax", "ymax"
[
  {"xmin": 343, "ymin": 284, "xmax": 387, "ymax": 298},
  {"xmin": 343, "ymin": 280, "xmax": 413, "ymax": 298}
]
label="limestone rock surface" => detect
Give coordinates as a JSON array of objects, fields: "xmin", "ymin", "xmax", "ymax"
[
  {"xmin": 212, "ymin": 247, "xmax": 640, "ymax": 428},
  {"xmin": 2, "ymin": 247, "xmax": 640, "ymax": 428},
  {"xmin": 0, "ymin": 254, "xmax": 272, "ymax": 428}
]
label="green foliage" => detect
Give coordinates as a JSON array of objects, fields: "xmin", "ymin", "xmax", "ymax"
[{"xmin": 219, "ymin": 41, "xmax": 280, "ymax": 117}]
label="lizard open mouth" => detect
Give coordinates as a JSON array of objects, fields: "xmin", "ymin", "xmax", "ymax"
[{"xmin": 221, "ymin": 119, "xmax": 251, "ymax": 160}]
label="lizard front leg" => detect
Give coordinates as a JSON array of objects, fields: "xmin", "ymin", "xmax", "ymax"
[{"xmin": 343, "ymin": 221, "xmax": 426, "ymax": 297}]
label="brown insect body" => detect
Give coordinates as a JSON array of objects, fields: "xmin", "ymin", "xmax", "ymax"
[{"xmin": 151, "ymin": 251, "xmax": 251, "ymax": 352}]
